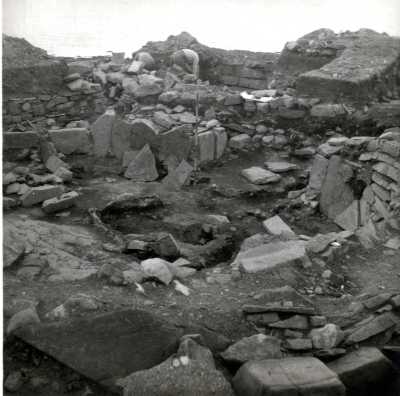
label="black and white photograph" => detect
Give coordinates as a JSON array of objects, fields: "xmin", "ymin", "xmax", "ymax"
[{"xmin": 2, "ymin": 0, "xmax": 400, "ymax": 395}]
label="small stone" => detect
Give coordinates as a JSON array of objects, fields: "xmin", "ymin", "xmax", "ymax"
[
  {"xmin": 229, "ymin": 134, "xmax": 251, "ymax": 150},
  {"xmin": 141, "ymin": 258, "xmax": 173, "ymax": 285},
  {"xmin": 322, "ymin": 269, "xmax": 332, "ymax": 279},
  {"xmin": 4, "ymin": 371, "xmax": 24, "ymax": 392}
]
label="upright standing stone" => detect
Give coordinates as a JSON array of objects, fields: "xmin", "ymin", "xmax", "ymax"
[
  {"xmin": 162, "ymin": 160, "xmax": 193, "ymax": 190},
  {"xmin": 91, "ymin": 109, "xmax": 116, "ymax": 157},
  {"xmin": 198, "ymin": 131, "xmax": 215, "ymax": 163},
  {"xmin": 124, "ymin": 144, "xmax": 158, "ymax": 181},
  {"xmin": 320, "ymin": 156, "xmax": 354, "ymax": 220},
  {"xmin": 111, "ymin": 118, "xmax": 133, "ymax": 159},
  {"xmin": 130, "ymin": 119, "xmax": 160, "ymax": 151},
  {"xmin": 308, "ymin": 154, "xmax": 329, "ymax": 195},
  {"xmin": 158, "ymin": 125, "xmax": 192, "ymax": 162},
  {"xmin": 214, "ymin": 128, "xmax": 228, "ymax": 159}
]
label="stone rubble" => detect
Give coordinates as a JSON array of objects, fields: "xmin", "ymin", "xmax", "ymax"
[{"xmin": 3, "ymin": 29, "xmax": 400, "ymax": 396}]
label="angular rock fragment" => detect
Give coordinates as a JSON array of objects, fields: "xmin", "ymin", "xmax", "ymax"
[
  {"xmin": 162, "ymin": 159, "xmax": 193, "ymax": 190},
  {"xmin": 345, "ymin": 312, "xmax": 399, "ymax": 345},
  {"xmin": 45, "ymin": 155, "xmax": 69, "ymax": 173},
  {"xmin": 262, "ymin": 215, "xmax": 295, "ymax": 237},
  {"xmin": 42, "ymin": 191, "xmax": 79, "ymax": 214}
]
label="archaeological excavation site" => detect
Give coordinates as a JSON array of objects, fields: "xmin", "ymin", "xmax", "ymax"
[{"xmin": 2, "ymin": 27, "xmax": 400, "ymax": 395}]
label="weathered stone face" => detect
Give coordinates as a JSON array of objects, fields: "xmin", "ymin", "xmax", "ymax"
[
  {"xmin": 320, "ymin": 156, "xmax": 354, "ymax": 220},
  {"xmin": 233, "ymin": 357, "xmax": 345, "ymax": 396}
]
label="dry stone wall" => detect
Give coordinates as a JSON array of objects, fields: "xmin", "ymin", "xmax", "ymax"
[{"xmin": 3, "ymin": 89, "xmax": 106, "ymax": 128}]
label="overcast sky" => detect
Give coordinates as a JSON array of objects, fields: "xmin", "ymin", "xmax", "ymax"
[{"xmin": 3, "ymin": 0, "xmax": 400, "ymax": 57}]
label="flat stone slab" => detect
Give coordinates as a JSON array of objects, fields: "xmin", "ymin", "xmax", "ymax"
[
  {"xmin": 236, "ymin": 240, "xmax": 307, "ymax": 273},
  {"xmin": 14, "ymin": 310, "xmax": 180, "ymax": 388},
  {"xmin": 345, "ymin": 312, "xmax": 399, "ymax": 345},
  {"xmin": 233, "ymin": 357, "xmax": 345, "ymax": 396},
  {"xmin": 14, "ymin": 309, "xmax": 230, "ymax": 389},
  {"xmin": 264, "ymin": 161, "xmax": 298, "ymax": 173},
  {"xmin": 241, "ymin": 167, "xmax": 281, "ymax": 185}
]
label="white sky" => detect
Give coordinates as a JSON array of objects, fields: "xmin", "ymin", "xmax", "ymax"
[{"xmin": 2, "ymin": 0, "xmax": 400, "ymax": 57}]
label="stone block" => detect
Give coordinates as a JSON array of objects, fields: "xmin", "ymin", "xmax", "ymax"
[
  {"xmin": 233, "ymin": 357, "xmax": 345, "ymax": 396},
  {"xmin": 21, "ymin": 185, "xmax": 64, "ymax": 207},
  {"xmin": 49, "ymin": 128, "xmax": 91, "ymax": 154}
]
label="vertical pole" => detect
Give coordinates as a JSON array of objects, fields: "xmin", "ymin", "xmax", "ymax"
[{"xmin": 194, "ymin": 89, "xmax": 200, "ymax": 173}]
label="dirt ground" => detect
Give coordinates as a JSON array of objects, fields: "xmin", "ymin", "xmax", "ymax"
[{"xmin": 4, "ymin": 147, "xmax": 400, "ymax": 395}]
